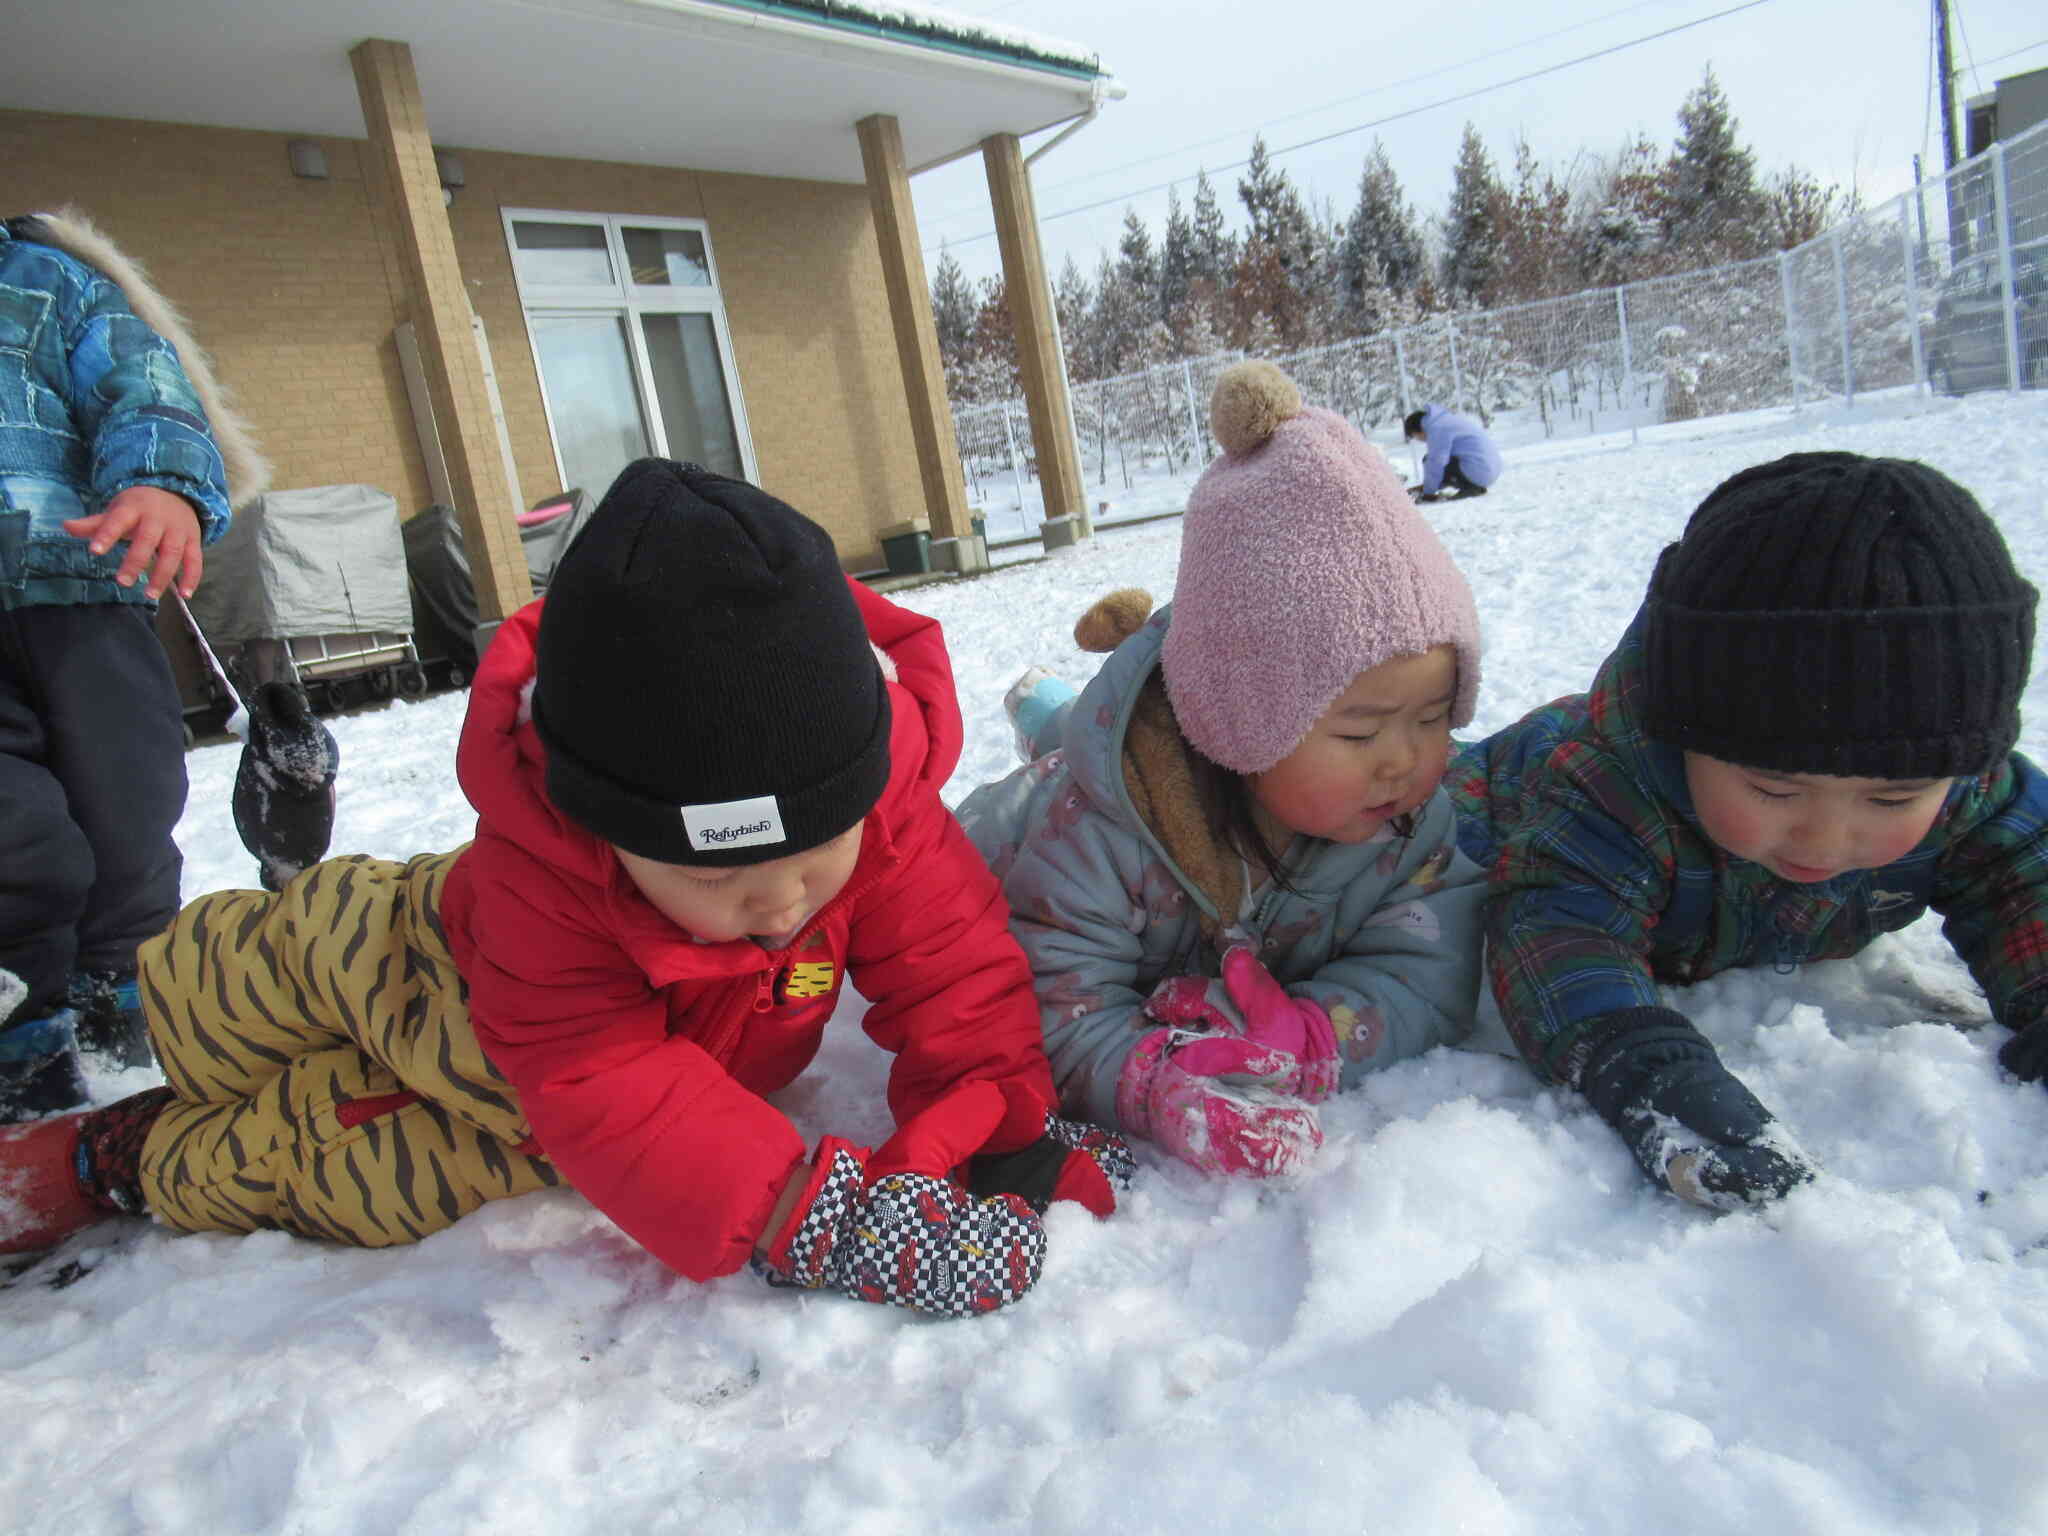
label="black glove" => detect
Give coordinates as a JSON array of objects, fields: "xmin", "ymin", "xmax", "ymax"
[
  {"xmin": 1998, "ymin": 1017, "xmax": 2048, "ymax": 1082},
  {"xmin": 966, "ymin": 1111, "xmax": 1136, "ymax": 1217},
  {"xmin": 1577, "ymin": 1009, "xmax": 1814, "ymax": 1210}
]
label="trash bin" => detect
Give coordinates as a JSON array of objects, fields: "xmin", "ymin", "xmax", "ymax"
[{"xmin": 879, "ymin": 518, "xmax": 932, "ymax": 576}]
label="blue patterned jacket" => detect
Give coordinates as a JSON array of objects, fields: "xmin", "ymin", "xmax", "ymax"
[
  {"xmin": 1449, "ymin": 608, "xmax": 2048, "ymax": 1087},
  {"xmin": 0, "ymin": 222, "xmax": 230, "ymax": 610}
]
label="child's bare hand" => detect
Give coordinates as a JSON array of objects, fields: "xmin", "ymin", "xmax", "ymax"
[{"xmin": 62, "ymin": 485, "xmax": 206, "ymax": 599}]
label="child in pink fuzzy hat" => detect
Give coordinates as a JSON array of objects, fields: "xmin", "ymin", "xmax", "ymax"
[{"xmin": 959, "ymin": 361, "xmax": 1488, "ymax": 1181}]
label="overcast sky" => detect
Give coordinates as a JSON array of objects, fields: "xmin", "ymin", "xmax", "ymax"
[{"xmin": 912, "ymin": 0, "xmax": 2047, "ymax": 286}]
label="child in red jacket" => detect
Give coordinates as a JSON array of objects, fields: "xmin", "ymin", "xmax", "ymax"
[{"xmin": 0, "ymin": 460, "xmax": 1128, "ymax": 1316}]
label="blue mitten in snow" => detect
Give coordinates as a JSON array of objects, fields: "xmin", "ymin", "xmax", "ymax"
[
  {"xmin": 1577, "ymin": 1008, "xmax": 1814, "ymax": 1210},
  {"xmin": 1998, "ymin": 1005, "xmax": 2048, "ymax": 1083}
]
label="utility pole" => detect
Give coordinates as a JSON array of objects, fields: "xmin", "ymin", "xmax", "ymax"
[
  {"xmin": 1935, "ymin": 0, "xmax": 1959, "ymax": 173},
  {"xmin": 1933, "ymin": 0, "xmax": 1970, "ymax": 265}
]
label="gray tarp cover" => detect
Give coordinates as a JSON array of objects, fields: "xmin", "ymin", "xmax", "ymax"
[{"xmin": 190, "ymin": 484, "xmax": 413, "ymax": 644}]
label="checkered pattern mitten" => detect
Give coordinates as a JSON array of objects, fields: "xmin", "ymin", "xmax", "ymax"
[{"xmin": 755, "ymin": 1084, "xmax": 1046, "ymax": 1318}]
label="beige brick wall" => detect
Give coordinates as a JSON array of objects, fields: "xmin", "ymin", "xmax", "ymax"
[
  {"xmin": 1, "ymin": 109, "xmax": 929, "ymax": 569},
  {"xmin": 0, "ymin": 111, "xmax": 427, "ymax": 514}
]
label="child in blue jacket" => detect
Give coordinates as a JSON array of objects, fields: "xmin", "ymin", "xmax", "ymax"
[
  {"xmin": 1403, "ymin": 404, "xmax": 1501, "ymax": 501},
  {"xmin": 1452, "ymin": 452, "xmax": 2047, "ymax": 1210},
  {"xmin": 0, "ymin": 210, "xmax": 266, "ymax": 1118}
]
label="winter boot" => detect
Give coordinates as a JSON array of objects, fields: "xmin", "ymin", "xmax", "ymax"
[
  {"xmin": 0, "ymin": 1086, "xmax": 171, "ymax": 1256},
  {"xmin": 0, "ymin": 1008, "xmax": 90, "ymax": 1125},
  {"xmin": 1003, "ymin": 666, "xmax": 1079, "ymax": 764},
  {"xmin": 70, "ymin": 969, "xmax": 156, "ymax": 1071}
]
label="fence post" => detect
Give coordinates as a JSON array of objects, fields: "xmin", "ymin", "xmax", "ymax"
[
  {"xmin": 1181, "ymin": 358, "xmax": 1204, "ymax": 457},
  {"xmin": 1613, "ymin": 285, "xmax": 1639, "ymax": 444},
  {"xmin": 1830, "ymin": 225, "xmax": 1854, "ymax": 406},
  {"xmin": 1777, "ymin": 250, "xmax": 1801, "ymax": 410},
  {"xmin": 1446, "ymin": 318, "xmax": 1464, "ymax": 412},
  {"xmin": 1899, "ymin": 197, "xmax": 1926, "ymax": 393},
  {"xmin": 1001, "ymin": 402, "xmax": 1026, "ymax": 512},
  {"xmin": 1991, "ymin": 143, "xmax": 2021, "ymax": 393},
  {"xmin": 1614, "ymin": 286, "xmax": 1633, "ymax": 389},
  {"xmin": 1393, "ymin": 329, "xmax": 1413, "ymax": 416}
]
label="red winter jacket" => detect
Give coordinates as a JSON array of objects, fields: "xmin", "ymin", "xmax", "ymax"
[{"xmin": 441, "ymin": 581, "xmax": 1056, "ymax": 1282}]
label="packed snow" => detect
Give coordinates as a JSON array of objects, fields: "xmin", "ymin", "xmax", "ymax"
[{"xmin": 7, "ymin": 387, "xmax": 2048, "ymax": 1535}]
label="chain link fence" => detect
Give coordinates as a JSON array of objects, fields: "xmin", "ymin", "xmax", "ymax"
[{"xmin": 954, "ymin": 116, "xmax": 2048, "ymax": 531}]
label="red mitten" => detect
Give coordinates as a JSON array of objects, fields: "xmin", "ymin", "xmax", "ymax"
[
  {"xmin": 756, "ymin": 1083, "xmax": 1046, "ymax": 1317},
  {"xmin": 964, "ymin": 1110, "xmax": 1135, "ymax": 1217}
]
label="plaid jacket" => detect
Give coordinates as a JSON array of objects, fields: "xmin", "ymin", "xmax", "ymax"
[{"xmin": 1449, "ymin": 609, "xmax": 2048, "ymax": 1087}]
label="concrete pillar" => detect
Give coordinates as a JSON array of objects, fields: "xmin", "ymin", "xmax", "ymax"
[
  {"xmin": 857, "ymin": 113, "xmax": 970, "ymax": 542},
  {"xmin": 350, "ymin": 37, "xmax": 530, "ymax": 636},
  {"xmin": 982, "ymin": 133, "xmax": 1083, "ymax": 527}
]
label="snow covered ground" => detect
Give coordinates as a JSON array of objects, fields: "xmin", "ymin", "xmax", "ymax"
[{"xmin": 9, "ymin": 387, "xmax": 2048, "ymax": 1534}]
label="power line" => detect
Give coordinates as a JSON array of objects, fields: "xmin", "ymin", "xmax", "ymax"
[
  {"xmin": 1008, "ymin": 0, "xmax": 1694, "ymax": 202},
  {"xmin": 927, "ymin": 0, "xmax": 1779, "ymax": 252},
  {"xmin": 1972, "ymin": 37, "xmax": 2048, "ymax": 72}
]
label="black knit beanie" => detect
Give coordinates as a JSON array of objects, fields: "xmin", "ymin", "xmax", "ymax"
[
  {"xmin": 1641, "ymin": 451, "xmax": 2036, "ymax": 780},
  {"xmin": 532, "ymin": 459, "xmax": 890, "ymax": 865}
]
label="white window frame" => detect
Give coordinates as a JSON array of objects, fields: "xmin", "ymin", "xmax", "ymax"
[{"xmin": 501, "ymin": 208, "xmax": 758, "ymax": 488}]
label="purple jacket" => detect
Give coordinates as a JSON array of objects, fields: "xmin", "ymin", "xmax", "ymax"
[{"xmin": 1414, "ymin": 405, "xmax": 1502, "ymax": 495}]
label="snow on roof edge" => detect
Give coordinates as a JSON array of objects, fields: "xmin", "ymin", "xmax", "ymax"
[{"xmin": 689, "ymin": 0, "xmax": 1110, "ymax": 80}]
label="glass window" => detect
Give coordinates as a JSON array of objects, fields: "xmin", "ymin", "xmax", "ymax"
[
  {"xmin": 512, "ymin": 221, "xmax": 615, "ymax": 287},
  {"xmin": 505, "ymin": 209, "xmax": 755, "ymax": 493},
  {"xmin": 641, "ymin": 312, "xmax": 742, "ymax": 477},
  {"xmin": 622, "ymin": 226, "xmax": 712, "ymax": 288},
  {"xmin": 528, "ymin": 314, "xmax": 649, "ymax": 504}
]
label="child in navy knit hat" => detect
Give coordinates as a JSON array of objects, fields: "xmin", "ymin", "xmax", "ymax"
[{"xmin": 1452, "ymin": 451, "xmax": 2046, "ymax": 1211}]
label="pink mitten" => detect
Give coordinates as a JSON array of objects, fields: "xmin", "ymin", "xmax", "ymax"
[
  {"xmin": 1219, "ymin": 947, "xmax": 1340, "ymax": 1102},
  {"xmin": 1141, "ymin": 953, "xmax": 1340, "ymax": 1104},
  {"xmin": 1114, "ymin": 1027, "xmax": 1322, "ymax": 1179}
]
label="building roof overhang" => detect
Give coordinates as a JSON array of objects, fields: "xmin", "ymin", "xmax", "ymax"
[{"xmin": 1, "ymin": 0, "xmax": 1120, "ymax": 182}]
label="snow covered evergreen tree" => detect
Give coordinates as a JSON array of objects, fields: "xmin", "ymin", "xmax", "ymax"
[
  {"xmin": 1116, "ymin": 207, "xmax": 1160, "ymax": 329},
  {"xmin": 1338, "ymin": 141, "xmax": 1426, "ymax": 327},
  {"xmin": 1439, "ymin": 123, "xmax": 1506, "ymax": 303},
  {"xmin": 928, "ymin": 246, "xmax": 978, "ymax": 376},
  {"xmin": 1159, "ymin": 185, "xmax": 1195, "ymax": 334},
  {"xmin": 1190, "ymin": 169, "xmax": 1234, "ymax": 288},
  {"xmin": 1091, "ymin": 249, "xmax": 1149, "ymax": 378},
  {"xmin": 1053, "ymin": 255, "xmax": 1094, "ymax": 379},
  {"xmin": 1235, "ymin": 137, "xmax": 1321, "ymax": 347},
  {"xmin": 1663, "ymin": 66, "xmax": 1765, "ymax": 260}
]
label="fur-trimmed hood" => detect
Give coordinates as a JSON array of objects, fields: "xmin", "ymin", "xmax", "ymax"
[{"xmin": 5, "ymin": 208, "xmax": 270, "ymax": 508}]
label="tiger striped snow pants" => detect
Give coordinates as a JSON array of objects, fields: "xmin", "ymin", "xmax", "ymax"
[{"xmin": 133, "ymin": 849, "xmax": 558, "ymax": 1245}]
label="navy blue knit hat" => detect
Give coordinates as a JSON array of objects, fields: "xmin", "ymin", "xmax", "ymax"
[
  {"xmin": 1642, "ymin": 452, "xmax": 2036, "ymax": 779},
  {"xmin": 532, "ymin": 459, "xmax": 889, "ymax": 864}
]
